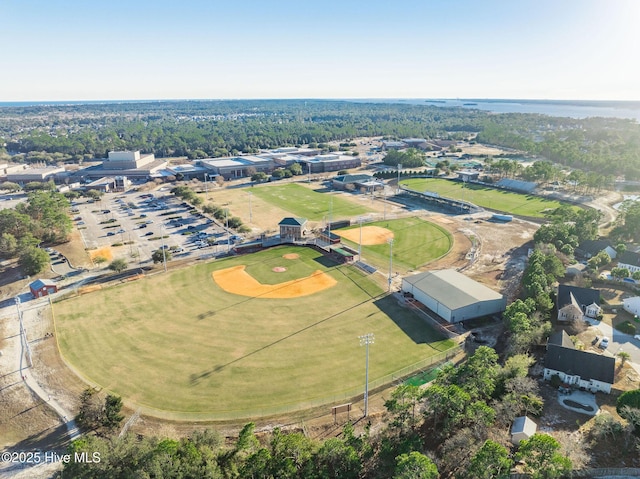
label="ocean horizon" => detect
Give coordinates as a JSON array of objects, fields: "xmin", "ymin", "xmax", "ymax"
[{"xmin": 1, "ymin": 98, "xmax": 640, "ymax": 121}]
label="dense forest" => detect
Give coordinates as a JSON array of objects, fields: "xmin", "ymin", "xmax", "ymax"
[{"xmin": 2, "ymin": 100, "xmax": 640, "ymax": 179}]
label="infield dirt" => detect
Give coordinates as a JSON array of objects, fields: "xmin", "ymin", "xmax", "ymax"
[
  {"xmin": 212, "ymin": 265, "xmax": 337, "ymax": 298},
  {"xmin": 335, "ymin": 225, "xmax": 394, "ymax": 245}
]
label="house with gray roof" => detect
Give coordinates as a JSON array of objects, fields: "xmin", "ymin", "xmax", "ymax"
[
  {"xmin": 576, "ymin": 240, "xmax": 617, "ymax": 260},
  {"xmin": 618, "ymin": 250, "xmax": 640, "ymax": 274},
  {"xmin": 557, "ymin": 285, "xmax": 601, "ymax": 322},
  {"xmin": 543, "ymin": 331, "xmax": 615, "ymax": 393}
]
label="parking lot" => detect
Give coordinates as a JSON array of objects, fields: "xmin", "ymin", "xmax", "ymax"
[{"xmin": 71, "ymin": 190, "xmax": 237, "ymax": 265}]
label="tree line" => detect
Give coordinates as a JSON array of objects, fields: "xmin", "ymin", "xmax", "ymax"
[{"xmin": 3, "ymin": 100, "xmax": 639, "ymax": 179}]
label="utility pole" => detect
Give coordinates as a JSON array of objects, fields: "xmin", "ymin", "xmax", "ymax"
[{"xmin": 359, "ymin": 333, "xmax": 374, "ymax": 417}]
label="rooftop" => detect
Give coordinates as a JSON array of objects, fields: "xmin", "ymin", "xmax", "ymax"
[{"xmin": 403, "ymin": 269, "xmax": 504, "ymax": 310}]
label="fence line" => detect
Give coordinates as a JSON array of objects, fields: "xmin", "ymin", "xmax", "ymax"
[{"xmin": 511, "ymin": 468, "xmax": 640, "ymax": 479}]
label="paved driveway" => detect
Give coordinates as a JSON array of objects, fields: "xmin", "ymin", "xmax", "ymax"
[{"xmin": 585, "ymin": 317, "xmax": 640, "ymax": 376}]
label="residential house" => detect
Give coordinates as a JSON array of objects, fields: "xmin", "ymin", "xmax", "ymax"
[
  {"xmin": 623, "ymin": 296, "xmax": 640, "ymax": 316},
  {"xmin": 576, "ymin": 240, "xmax": 617, "ymax": 260},
  {"xmin": 543, "ymin": 331, "xmax": 615, "ymax": 393},
  {"xmin": 557, "ymin": 285, "xmax": 601, "ymax": 322},
  {"xmin": 618, "ymin": 251, "xmax": 640, "ymax": 274}
]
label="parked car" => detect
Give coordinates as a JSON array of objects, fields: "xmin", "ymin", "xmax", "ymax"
[
  {"xmin": 634, "ymin": 335, "xmax": 640, "ymax": 341},
  {"xmin": 599, "ymin": 337, "xmax": 610, "ymax": 349},
  {"xmin": 144, "ymin": 231, "xmax": 154, "ymax": 236},
  {"xmin": 107, "ymin": 231, "xmax": 116, "ymax": 236}
]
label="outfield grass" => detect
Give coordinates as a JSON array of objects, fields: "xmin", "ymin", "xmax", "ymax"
[
  {"xmin": 54, "ymin": 246, "xmax": 453, "ymax": 417},
  {"xmin": 251, "ymin": 183, "xmax": 373, "ymax": 220},
  {"xmin": 401, "ymin": 178, "xmax": 570, "ymax": 218},
  {"xmin": 337, "ymin": 217, "xmax": 453, "ymax": 271}
]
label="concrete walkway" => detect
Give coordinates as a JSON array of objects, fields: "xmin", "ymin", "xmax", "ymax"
[
  {"xmin": 6, "ymin": 293, "xmax": 81, "ymax": 442},
  {"xmin": 584, "ymin": 316, "xmax": 640, "ymax": 377},
  {"xmin": 557, "ymin": 390, "xmax": 599, "ymax": 416}
]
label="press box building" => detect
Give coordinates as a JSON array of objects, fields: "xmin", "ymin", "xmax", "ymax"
[{"xmin": 401, "ymin": 269, "xmax": 506, "ymax": 323}]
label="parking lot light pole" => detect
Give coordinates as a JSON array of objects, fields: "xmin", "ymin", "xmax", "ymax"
[
  {"xmin": 359, "ymin": 333, "xmax": 374, "ymax": 417},
  {"xmin": 160, "ymin": 224, "xmax": 167, "ymax": 272}
]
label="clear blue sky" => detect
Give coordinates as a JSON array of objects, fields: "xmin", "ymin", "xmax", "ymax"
[{"xmin": 2, "ymin": 0, "xmax": 639, "ymax": 101}]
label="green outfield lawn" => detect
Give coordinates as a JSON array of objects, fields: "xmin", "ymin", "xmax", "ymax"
[
  {"xmin": 337, "ymin": 217, "xmax": 453, "ymax": 271},
  {"xmin": 54, "ymin": 246, "xmax": 453, "ymax": 418},
  {"xmin": 401, "ymin": 178, "xmax": 569, "ymax": 218},
  {"xmin": 251, "ymin": 183, "xmax": 373, "ymax": 220}
]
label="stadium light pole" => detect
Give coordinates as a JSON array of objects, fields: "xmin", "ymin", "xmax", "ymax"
[
  {"xmin": 204, "ymin": 173, "xmax": 208, "ymax": 200},
  {"xmin": 359, "ymin": 333, "xmax": 374, "ymax": 417},
  {"xmin": 396, "ymin": 163, "xmax": 402, "ymax": 194},
  {"xmin": 248, "ymin": 191, "xmax": 252, "ymax": 224},
  {"xmin": 358, "ymin": 216, "xmax": 364, "ymax": 260},
  {"xmin": 160, "ymin": 223, "xmax": 167, "ymax": 272},
  {"xmin": 387, "ymin": 238, "xmax": 394, "ymax": 291},
  {"xmin": 383, "ymin": 186, "xmax": 387, "ymax": 221}
]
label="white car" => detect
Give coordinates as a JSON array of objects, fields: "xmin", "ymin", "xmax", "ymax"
[
  {"xmin": 634, "ymin": 335, "xmax": 640, "ymax": 341},
  {"xmin": 599, "ymin": 337, "xmax": 610, "ymax": 349}
]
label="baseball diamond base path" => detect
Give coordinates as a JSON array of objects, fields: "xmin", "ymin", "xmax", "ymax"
[
  {"xmin": 336, "ymin": 226, "xmax": 394, "ymax": 245},
  {"xmin": 212, "ymin": 265, "xmax": 337, "ymax": 298}
]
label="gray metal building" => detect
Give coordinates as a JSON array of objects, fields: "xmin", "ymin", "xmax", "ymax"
[{"xmin": 401, "ymin": 269, "xmax": 506, "ymax": 323}]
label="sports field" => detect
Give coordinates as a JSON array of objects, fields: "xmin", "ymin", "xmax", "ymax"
[
  {"xmin": 335, "ymin": 217, "xmax": 453, "ymax": 271},
  {"xmin": 54, "ymin": 246, "xmax": 453, "ymax": 418},
  {"xmin": 400, "ymin": 178, "xmax": 568, "ymax": 218},
  {"xmin": 250, "ymin": 183, "xmax": 373, "ymax": 221}
]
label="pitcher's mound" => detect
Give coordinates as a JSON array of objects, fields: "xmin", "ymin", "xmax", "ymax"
[
  {"xmin": 337, "ymin": 226, "xmax": 394, "ymax": 245},
  {"xmin": 283, "ymin": 253, "xmax": 300, "ymax": 260},
  {"xmin": 272, "ymin": 267, "xmax": 287, "ymax": 272}
]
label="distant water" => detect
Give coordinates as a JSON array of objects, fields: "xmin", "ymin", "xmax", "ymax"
[
  {"xmin": 2, "ymin": 98, "xmax": 640, "ymax": 121},
  {"xmin": 349, "ymin": 98, "xmax": 640, "ymax": 121}
]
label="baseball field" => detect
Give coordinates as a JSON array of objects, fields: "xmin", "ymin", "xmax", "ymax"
[
  {"xmin": 400, "ymin": 178, "xmax": 568, "ymax": 217},
  {"xmin": 335, "ymin": 217, "xmax": 453, "ymax": 271},
  {"xmin": 53, "ymin": 245, "xmax": 453, "ymax": 418},
  {"xmin": 250, "ymin": 183, "xmax": 373, "ymax": 220}
]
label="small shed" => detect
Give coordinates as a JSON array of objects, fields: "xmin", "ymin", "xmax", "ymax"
[
  {"xmin": 511, "ymin": 416, "xmax": 537, "ymax": 445},
  {"xmin": 29, "ymin": 278, "xmax": 58, "ymax": 298}
]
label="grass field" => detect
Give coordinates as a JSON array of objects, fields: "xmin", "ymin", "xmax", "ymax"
[
  {"xmin": 250, "ymin": 183, "xmax": 373, "ymax": 221},
  {"xmin": 54, "ymin": 246, "xmax": 453, "ymax": 417},
  {"xmin": 336, "ymin": 217, "xmax": 453, "ymax": 271},
  {"xmin": 401, "ymin": 178, "xmax": 569, "ymax": 218}
]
